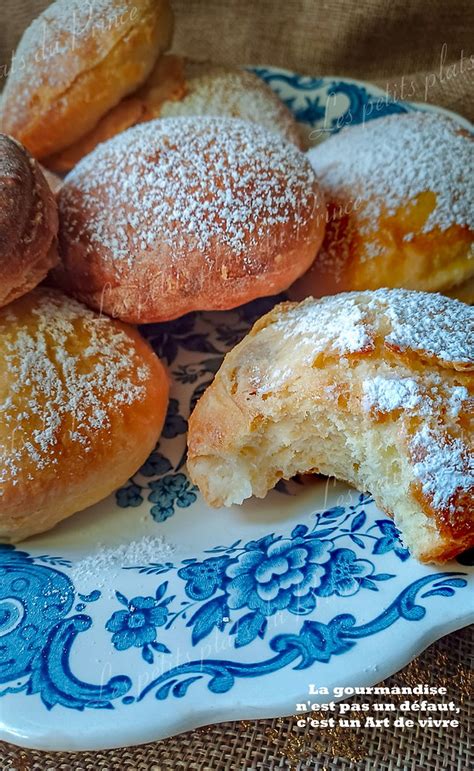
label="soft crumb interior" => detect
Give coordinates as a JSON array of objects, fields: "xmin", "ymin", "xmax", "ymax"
[
  {"xmin": 190, "ymin": 292, "xmax": 473, "ymax": 564},
  {"xmin": 193, "ymin": 398, "xmax": 444, "ymax": 562}
]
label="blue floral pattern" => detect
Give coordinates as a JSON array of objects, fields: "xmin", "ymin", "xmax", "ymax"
[
  {"xmin": 149, "ymin": 474, "xmax": 197, "ymax": 522},
  {"xmin": 253, "ymin": 68, "xmax": 411, "ymax": 138},
  {"xmin": 115, "ymin": 396, "xmax": 193, "ymax": 520},
  {"xmin": 0, "ymin": 72, "xmax": 472, "ymax": 750},
  {"xmin": 113, "ymin": 496, "xmax": 469, "ymax": 651},
  {"xmin": 372, "ymin": 520, "xmax": 411, "ymax": 561},
  {"xmin": 0, "ymin": 507, "xmax": 470, "ymax": 712},
  {"xmin": 106, "ymin": 585, "xmax": 173, "ymax": 663},
  {"xmin": 178, "ymin": 556, "xmax": 230, "ymax": 600},
  {"xmin": 225, "ymin": 534, "xmax": 331, "ymax": 616},
  {"xmin": 318, "ymin": 548, "xmax": 376, "ymax": 597}
]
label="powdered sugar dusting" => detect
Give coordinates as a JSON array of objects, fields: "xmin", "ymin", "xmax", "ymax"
[
  {"xmin": 248, "ymin": 289, "xmax": 472, "ymax": 513},
  {"xmin": 0, "ymin": 289, "xmax": 150, "ymax": 485},
  {"xmin": 270, "ymin": 294, "xmax": 373, "ymax": 355},
  {"xmin": 370, "ymin": 289, "xmax": 474, "ymax": 366},
  {"xmin": 307, "ymin": 112, "xmax": 473, "ymax": 256},
  {"xmin": 258, "ymin": 289, "xmax": 473, "ymax": 381},
  {"xmin": 71, "ymin": 536, "xmax": 175, "ymax": 587},
  {"xmin": 361, "ymin": 374, "xmax": 472, "ymax": 510},
  {"xmin": 447, "ymin": 386, "xmax": 470, "ymax": 417},
  {"xmin": 59, "ymin": 117, "xmax": 317, "ymax": 266},
  {"xmin": 411, "ymin": 424, "xmax": 473, "ymax": 511},
  {"xmin": 363, "ymin": 376, "xmax": 421, "ymax": 412},
  {"xmin": 160, "ymin": 61, "xmax": 300, "ymax": 145}
]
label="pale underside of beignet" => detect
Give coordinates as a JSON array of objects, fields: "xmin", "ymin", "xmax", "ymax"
[{"xmin": 187, "ymin": 289, "xmax": 474, "ymax": 564}]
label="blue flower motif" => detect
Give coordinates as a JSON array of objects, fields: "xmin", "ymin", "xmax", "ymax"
[
  {"xmin": 139, "ymin": 450, "xmax": 172, "ymax": 478},
  {"xmin": 140, "ymin": 314, "xmax": 196, "ymax": 365},
  {"xmin": 318, "ymin": 548, "xmax": 374, "ymax": 597},
  {"xmin": 373, "ymin": 520, "xmax": 410, "ymax": 561},
  {"xmin": 162, "ymin": 399, "xmax": 188, "ymax": 439},
  {"xmin": 178, "ymin": 556, "xmax": 231, "ymax": 600},
  {"xmin": 116, "ymin": 484, "xmax": 143, "ymax": 508},
  {"xmin": 225, "ymin": 535, "xmax": 332, "ymax": 616},
  {"xmin": 106, "ymin": 585, "xmax": 172, "ymax": 662},
  {"xmin": 149, "ymin": 473, "xmax": 198, "ymax": 522},
  {"xmin": 107, "ymin": 597, "xmax": 167, "ymax": 650},
  {"xmin": 287, "ymin": 95, "xmax": 326, "ymax": 124}
]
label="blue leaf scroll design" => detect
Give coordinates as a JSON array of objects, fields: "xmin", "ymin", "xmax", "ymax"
[
  {"xmin": 136, "ymin": 573, "xmax": 467, "ymax": 703},
  {"xmin": 251, "ymin": 68, "xmax": 411, "ymax": 136},
  {"xmin": 0, "ymin": 538, "xmax": 470, "ymax": 712},
  {"xmin": 324, "ymin": 80, "xmax": 410, "ymax": 133},
  {"xmin": 0, "ymin": 546, "xmax": 131, "ymax": 710}
]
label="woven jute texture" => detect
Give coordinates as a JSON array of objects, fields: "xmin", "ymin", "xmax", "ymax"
[
  {"xmin": 1, "ymin": 625, "xmax": 472, "ymax": 770},
  {"xmin": 0, "ymin": 1, "xmax": 473, "ymax": 768},
  {"xmin": 0, "ymin": 0, "xmax": 473, "ymax": 120}
]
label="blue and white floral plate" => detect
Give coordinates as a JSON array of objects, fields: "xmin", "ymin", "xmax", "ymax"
[{"xmin": 1, "ymin": 69, "xmax": 473, "ymax": 752}]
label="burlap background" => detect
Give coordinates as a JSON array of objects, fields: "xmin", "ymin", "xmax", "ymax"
[
  {"xmin": 1, "ymin": 0, "xmax": 474, "ymax": 120},
  {"xmin": 0, "ymin": 1, "xmax": 473, "ymax": 768}
]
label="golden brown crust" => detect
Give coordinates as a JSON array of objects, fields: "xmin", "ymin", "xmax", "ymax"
[
  {"xmin": 44, "ymin": 96, "xmax": 147, "ymax": 174},
  {"xmin": 54, "ymin": 117, "xmax": 325, "ymax": 323},
  {"xmin": 445, "ymin": 273, "xmax": 474, "ymax": 305},
  {"xmin": 0, "ymin": 134, "xmax": 58, "ymax": 308},
  {"xmin": 187, "ymin": 289, "xmax": 474, "ymax": 563},
  {"xmin": 290, "ymin": 114, "xmax": 474, "ymax": 303},
  {"xmin": 0, "ymin": 0, "xmax": 173, "ymax": 159},
  {"xmin": 139, "ymin": 53, "xmax": 189, "ymax": 117},
  {"xmin": 44, "ymin": 54, "xmax": 186, "ymax": 173},
  {"xmin": 0, "ymin": 287, "xmax": 169, "ymax": 542},
  {"xmin": 43, "ymin": 55, "xmax": 302, "ymax": 173},
  {"xmin": 156, "ymin": 58, "xmax": 303, "ymax": 148}
]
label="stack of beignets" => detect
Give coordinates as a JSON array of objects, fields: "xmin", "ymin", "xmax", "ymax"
[
  {"xmin": 0, "ymin": 0, "xmax": 302, "ymax": 172},
  {"xmin": 0, "ymin": 0, "xmax": 472, "ymax": 566},
  {"xmin": 0, "ymin": 123, "xmax": 169, "ymax": 542}
]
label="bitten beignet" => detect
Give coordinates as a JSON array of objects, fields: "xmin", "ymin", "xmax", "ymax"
[
  {"xmin": 0, "ymin": 288, "xmax": 169, "ymax": 541},
  {"xmin": 291, "ymin": 113, "xmax": 474, "ymax": 303},
  {"xmin": 187, "ymin": 289, "xmax": 474, "ymax": 563},
  {"xmin": 54, "ymin": 117, "xmax": 325, "ymax": 323}
]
